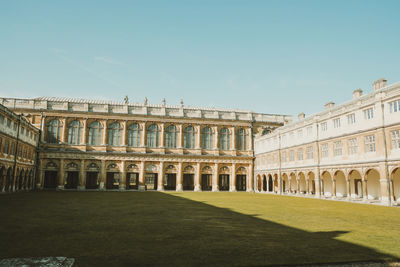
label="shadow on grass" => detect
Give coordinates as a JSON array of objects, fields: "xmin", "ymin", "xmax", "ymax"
[{"xmin": 0, "ymin": 191, "xmax": 397, "ymax": 267}]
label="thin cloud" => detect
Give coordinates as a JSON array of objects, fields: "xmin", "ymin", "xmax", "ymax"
[{"xmin": 94, "ymin": 56, "xmax": 124, "ymax": 66}]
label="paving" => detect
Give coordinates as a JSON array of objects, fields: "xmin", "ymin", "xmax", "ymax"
[{"xmin": 0, "ymin": 257, "xmax": 74, "ymax": 267}]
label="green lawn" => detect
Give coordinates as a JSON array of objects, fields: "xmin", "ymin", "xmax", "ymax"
[{"xmin": 0, "ymin": 191, "xmax": 399, "ymax": 266}]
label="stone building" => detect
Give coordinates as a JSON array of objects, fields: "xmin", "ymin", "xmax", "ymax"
[
  {"xmin": 254, "ymin": 78, "xmax": 400, "ymax": 205},
  {"xmin": 0, "ymin": 97, "xmax": 290, "ymax": 192},
  {"xmin": 0, "ymin": 104, "xmax": 40, "ymax": 192}
]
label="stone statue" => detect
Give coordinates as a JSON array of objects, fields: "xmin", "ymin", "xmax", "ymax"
[
  {"xmin": 180, "ymin": 99, "xmax": 184, "ymax": 107},
  {"xmin": 144, "ymin": 97, "xmax": 148, "ymax": 106},
  {"xmin": 124, "ymin": 95, "xmax": 129, "ymax": 104},
  {"xmin": 162, "ymin": 98, "xmax": 166, "ymax": 106}
]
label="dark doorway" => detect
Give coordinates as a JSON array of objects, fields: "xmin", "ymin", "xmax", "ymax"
[
  {"xmin": 145, "ymin": 173, "xmax": 158, "ymax": 190},
  {"xmin": 106, "ymin": 172, "xmax": 120, "ymax": 190},
  {"xmin": 5, "ymin": 168, "xmax": 12, "ymax": 192},
  {"xmin": 183, "ymin": 174, "xmax": 194, "ymax": 191},
  {"xmin": 354, "ymin": 179, "xmax": 362, "ymax": 198},
  {"xmin": 127, "ymin": 172, "xmax": 138, "ymax": 190},
  {"xmin": 236, "ymin": 175, "xmax": 246, "ymax": 191},
  {"xmin": 268, "ymin": 176, "xmax": 273, "ymax": 192},
  {"xmin": 65, "ymin": 171, "xmax": 79, "ymax": 189},
  {"xmin": 201, "ymin": 174, "xmax": 212, "ymax": 191},
  {"xmin": 44, "ymin": 171, "xmax": 58, "ymax": 189},
  {"xmin": 86, "ymin": 172, "xmax": 99, "ymax": 189},
  {"xmin": 219, "ymin": 174, "xmax": 229, "ymax": 191},
  {"xmin": 164, "ymin": 173, "xmax": 176, "ymax": 190},
  {"xmin": 263, "ymin": 176, "xmax": 267, "ymax": 191}
]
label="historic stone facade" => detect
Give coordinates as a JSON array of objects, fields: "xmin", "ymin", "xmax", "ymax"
[
  {"xmin": 0, "ymin": 97, "xmax": 290, "ymax": 192},
  {"xmin": 255, "ymin": 78, "xmax": 400, "ymax": 205},
  {"xmin": 0, "ymin": 104, "xmax": 40, "ymax": 192}
]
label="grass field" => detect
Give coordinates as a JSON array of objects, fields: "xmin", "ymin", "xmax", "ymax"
[{"xmin": 0, "ymin": 191, "xmax": 399, "ymax": 266}]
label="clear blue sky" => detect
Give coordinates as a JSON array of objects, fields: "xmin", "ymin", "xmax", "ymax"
[{"xmin": 1, "ymin": 0, "xmax": 400, "ymax": 117}]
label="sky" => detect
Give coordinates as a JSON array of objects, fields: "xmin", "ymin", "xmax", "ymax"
[{"xmin": 1, "ymin": 0, "xmax": 400, "ymax": 117}]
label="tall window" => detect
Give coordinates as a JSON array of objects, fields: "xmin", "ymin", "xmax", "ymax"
[
  {"xmin": 321, "ymin": 122, "xmax": 328, "ymax": 132},
  {"xmin": 201, "ymin": 127, "xmax": 213, "ymax": 149},
  {"xmin": 364, "ymin": 135, "xmax": 375, "ymax": 152},
  {"xmin": 146, "ymin": 124, "xmax": 159, "ymax": 148},
  {"xmin": 46, "ymin": 119, "xmax": 62, "ymax": 143},
  {"xmin": 68, "ymin": 120, "xmax": 83, "ymax": 145},
  {"xmin": 165, "ymin": 125, "xmax": 177, "ymax": 148},
  {"xmin": 363, "ymin": 107, "xmax": 374, "ymax": 120},
  {"xmin": 307, "ymin": 126, "xmax": 313, "ymax": 136},
  {"xmin": 389, "ymin": 99, "xmax": 400, "ymax": 113},
  {"xmin": 347, "ymin": 113, "xmax": 356, "ymax": 125},
  {"xmin": 289, "ymin": 150, "xmax": 294, "ymax": 161},
  {"xmin": 88, "ymin": 121, "xmax": 103, "ymax": 145},
  {"xmin": 321, "ymin": 144, "xmax": 329, "ymax": 158},
  {"xmin": 297, "ymin": 148, "xmax": 304, "ymax": 160},
  {"xmin": 127, "ymin": 123, "xmax": 140, "ymax": 147},
  {"xmin": 236, "ymin": 128, "xmax": 247, "ymax": 151},
  {"xmin": 348, "ymin": 138, "xmax": 358, "ymax": 154},
  {"xmin": 108, "ymin": 122, "xmax": 122, "ymax": 146},
  {"xmin": 282, "ymin": 151, "xmax": 287, "ymax": 162},
  {"xmin": 334, "ymin": 141, "xmax": 342, "ymax": 156},
  {"xmin": 307, "ymin": 146, "xmax": 313, "ymax": 159},
  {"xmin": 3, "ymin": 140, "xmax": 9, "ymax": 154},
  {"xmin": 184, "ymin": 125, "xmax": 195, "ymax": 149},
  {"xmin": 392, "ymin": 130, "xmax": 400, "ymax": 150},
  {"xmin": 219, "ymin": 128, "xmax": 230, "ymax": 150},
  {"xmin": 333, "ymin": 118, "xmax": 341, "ymax": 129},
  {"xmin": 297, "ymin": 129, "xmax": 303, "ymax": 138}
]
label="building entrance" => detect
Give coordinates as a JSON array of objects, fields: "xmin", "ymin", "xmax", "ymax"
[
  {"xmin": 219, "ymin": 174, "xmax": 229, "ymax": 191},
  {"xmin": 145, "ymin": 173, "xmax": 158, "ymax": 190},
  {"xmin": 127, "ymin": 173, "xmax": 138, "ymax": 190},
  {"xmin": 44, "ymin": 171, "xmax": 58, "ymax": 189},
  {"xmin": 164, "ymin": 173, "xmax": 176, "ymax": 190},
  {"xmin": 183, "ymin": 174, "xmax": 194, "ymax": 191},
  {"xmin": 106, "ymin": 172, "xmax": 120, "ymax": 189},
  {"xmin": 86, "ymin": 172, "xmax": 99, "ymax": 189},
  {"xmin": 65, "ymin": 171, "xmax": 79, "ymax": 189},
  {"xmin": 201, "ymin": 174, "xmax": 212, "ymax": 191},
  {"xmin": 236, "ymin": 175, "xmax": 246, "ymax": 191}
]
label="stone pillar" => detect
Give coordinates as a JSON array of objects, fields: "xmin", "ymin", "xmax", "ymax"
[
  {"xmin": 194, "ymin": 162, "xmax": 201, "ymax": 191},
  {"xmin": 230, "ymin": 163, "xmax": 236, "ymax": 192},
  {"xmin": 178, "ymin": 124, "xmax": 183, "ymax": 148},
  {"xmin": 176, "ymin": 162, "xmax": 183, "ymax": 191},
  {"xmin": 195, "ymin": 125, "xmax": 201, "ymax": 149},
  {"xmin": 58, "ymin": 158, "xmax": 65, "ymax": 190},
  {"xmin": 62, "ymin": 118, "xmax": 68, "ymax": 143},
  {"xmin": 82, "ymin": 119, "xmax": 88, "ymax": 145},
  {"xmin": 100, "ymin": 160, "xmax": 106, "ymax": 190},
  {"xmin": 296, "ymin": 178, "xmax": 300, "ymax": 195},
  {"xmin": 213, "ymin": 126, "xmax": 219, "ymax": 150},
  {"xmin": 121, "ymin": 120, "xmax": 127, "ymax": 146},
  {"xmin": 212, "ymin": 163, "xmax": 219, "ymax": 192},
  {"xmin": 231, "ymin": 126, "xmax": 236, "ymax": 150},
  {"xmin": 362, "ymin": 179, "xmax": 368, "ymax": 201},
  {"xmin": 79, "ymin": 159, "xmax": 85, "ymax": 190},
  {"xmin": 139, "ymin": 161, "xmax": 146, "ymax": 191},
  {"xmin": 158, "ymin": 161, "xmax": 164, "ymax": 191},
  {"xmin": 332, "ymin": 179, "xmax": 337, "ymax": 198},
  {"xmin": 306, "ymin": 180, "xmax": 309, "ymax": 195},
  {"xmin": 160, "ymin": 122, "xmax": 165, "ymax": 148},
  {"xmin": 140, "ymin": 122, "xmax": 146, "ymax": 147},
  {"xmin": 102, "ymin": 120, "xmax": 108, "ymax": 146},
  {"xmin": 41, "ymin": 116, "xmax": 46, "ymax": 143},
  {"xmin": 288, "ymin": 179, "xmax": 292, "ymax": 194},
  {"xmin": 315, "ymin": 174, "xmax": 321, "ymax": 197},
  {"xmin": 247, "ymin": 163, "xmax": 254, "ymax": 192},
  {"xmin": 346, "ymin": 179, "xmax": 351, "ymax": 200},
  {"xmin": 120, "ymin": 160, "xmax": 126, "ymax": 190}
]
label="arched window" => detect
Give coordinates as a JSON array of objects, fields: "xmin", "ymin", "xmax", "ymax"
[
  {"xmin": 183, "ymin": 125, "xmax": 195, "ymax": 149},
  {"xmin": 46, "ymin": 119, "xmax": 62, "ymax": 143},
  {"xmin": 236, "ymin": 128, "xmax": 247, "ymax": 151},
  {"xmin": 88, "ymin": 121, "xmax": 103, "ymax": 145},
  {"xmin": 68, "ymin": 120, "xmax": 83, "ymax": 145},
  {"xmin": 219, "ymin": 128, "xmax": 230, "ymax": 150},
  {"xmin": 201, "ymin": 127, "xmax": 213, "ymax": 149},
  {"xmin": 146, "ymin": 124, "xmax": 159, "ymax": 148},
  {"xmin": 108, "ymin": 122, "xmax": 122, "ymax": 146},
  {"xmin": 127, "ymin": 123, "xmax": 140, "ymax": 147},
  {"xmin": 165, "ymin": 125, "xmax": 177, "ymax": 148}
]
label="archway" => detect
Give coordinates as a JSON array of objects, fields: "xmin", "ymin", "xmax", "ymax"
[
  {"xmin": 0, "ymin": 167, "xmax": 4, "ymax": 192},
  {"xmin": 289, "ymin": 173, "xmax": 297, "ymax": 193},
  {"xmin": 257, "ymin": 175, "xmax": 262, "ymax": 192},
  {"xmin": 334, "ymin": 170, "xmax": 347, "ymax": 198},
  {"xmin": 273, "ymin": 174, "xmax": 278, "ymax": 193},
  {"xmin": 5, "ymin": 167, "xmax": 12, "ymax": 192},
  {"xmin": 365, "ymin": 169, "xmax": 381, "ymax": 200},
  {"xmin": 321, "ymin": 171, "xmax": 333, "ymax": 197},
  {"xmin": 307, "ymin": 171, "xmax": 315, "ymax": 194},
  {"xmin": 282, "ymin": 173, "xmax": 289, "ymax": 193},
  {"xmin": 298, "ymin": 172, "xmax": 306, "ymax": 194},
  {"xmin": 348, "ymin": 170, "xmax": 363, "ymax": 198},
  {"xmin": 262, "ymin": 175, "xmax": 267, "ymax": 192},
  {"xmin": 18, "ymin": 169, "xmax": 24, "ymax": 190},
  {"xmin": 392, "ymin": 168, "xmax": 400, "ymax": 202},
  {"xmin": 268, "ymin": 175, "xmax": 273, "ymax": 192}
]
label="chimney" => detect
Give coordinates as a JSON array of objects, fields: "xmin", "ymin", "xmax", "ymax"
[
  {"xmin": 353, "ymin": 88, "xmax": 363, "ymax": 99},
  {"xmin": 324, "ymin": 101, "xmax": 335, "ymax": 110},
  {"xmin": 373, "ymin": 78, "xmax": 387, "ymax": 91},
  {"xmin": 298, "ymin": 112, "xmax": 305, "ymax": 120}
]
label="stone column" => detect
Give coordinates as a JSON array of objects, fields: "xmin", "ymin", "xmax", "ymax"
[
  {"xmin": 41, "ymin": 116, "xmax": 46, "ymax": 143},
  {"xmin": 346, "ymin": 179, "xmax": 351, "ymax": 200},
  {"xmin": 306, "ymin": 180, "xmax": 309, "ymax": 195},
  {"xmin": 195, "ymin": 125, "xmax": 201, "ymax": 149},
  {"xmin": 296, "ymin": 178, "xmax": 300, "ymax": 195},
  {"xmin": 288, "ymin": 179, "xmax": 292, "ymax": 194},
  {"xmin": 230, "ymin": 163, "xmax": 236, "ymax": 192},
  {"xmin": 231, "ymin": 126, "xmax": 236, "ymax": 150},
  {"xmin": 194, "ymin": 162, "xmax": 201, "ymax": 191},
  {"xmin": 100, "ymin": 160, "xmax": 106, "ymax": 190},
  {"xmin": 62, "ymin": 118, "xmax": 68, "ymax": 143},
  {"xmin": 247, "ymin": 163, "xmax": 254, "ymax": 192},
  {"xmin": 160, "ymin": 122, "xmax": 165, "ymax": 148},
  {"xmin": 139, "ymin": 161, "xmax": 146, "ymax": 191},
  {"xmin": 178, "ymin": 124, "xmax": 183, "ymax": 148},
  {"xmin": 362, "ymin": 179, "xmax": 368, "ymax": 201},
  {"xmin": 102, "ymin": 120, "xmax": 108, "ymax": 146},
  {"xmin": 176, "ymin": 162, "xmax": 183, "ymax": 191},
  {"xmin": 332, "ymin": 179, "xmax": 337, "ymax": 198},
  {"xmin": 82, "ymin": 118, "xmax": 88, "ymax": 145},
  {"xmin": 140, "ymin": 122, "xmax": 146, "ymax": 147},
  {"xmin": 213, "ymin": 126, "xmax": 219, "ymax": 150},
  {"xmin": 121, "ymin": 120, "xmax": 127, "ymax": 146},
  {"xmin": 158, "ymin": 161, "xmax": 164, "ymax": 191},
  {"xmin": 212, "ymin": 163, "xmax": 219, "ymax": 192},
  {"xmin": 120, "ymin": 160, "xmax": 126, "ymax": 190},
  {"xmin": 58, "ymin": 158, "xmax": 65, "ymax": 190},
  {"xmin": 315, "ymin": 172, "xmax": 321, "ymax": 197},
  {"xmin": 79, "ymin": 159, "xmax": 85, "ymax": 190}
]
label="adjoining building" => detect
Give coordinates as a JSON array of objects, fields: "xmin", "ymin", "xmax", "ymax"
[
  {"xmin": 254, "ymin": 78, "xmax": 400, "ymax": 205},
  {"xmin": 0, "ymin": 104, "xmax": 40, "ymax": 192},
  {"xmin": 0, "ymin": 97, "xmax": 290, "ymax": 192}
]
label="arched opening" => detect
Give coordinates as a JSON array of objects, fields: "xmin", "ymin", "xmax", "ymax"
[
  {"xmin": 28, "ymin": 170, "xmax": 34, "ymax": 190},
  {"xmin": 268, "ymin": 175, "xmax": 273, "ymax": 192},
  {"xmin": 273, "ymin": 174, "xmax": 278, "ymax": 193},
  {"xmin": 321, "ymin": 171, "xmax": 333, "ymax": 197},
  {"xmin": 44, "ymin": 170, "xmax": 58, "ymax": 189},
  {"xmin": 5, "ymin": 167, "xmax": 12, "ymax": 192},
  {"xmin": 289, "ymin": 173, "xmax": 297, "ymax": 193},
  {"xmin": 18, "ymin": 170, "xmax": 24, "ymax": 190},
  {"xmin": 298, "ymin": 172, "xmax": 306, "ymax": 194},
  {"xmin": 257, "ymin": 175, "xmax": 262, "ymax": 192},
  {"xmin": 334, "ymin": 170, "xmax": 347, "ymax": 198},
  {"xmin": 262, "ymin": 175, "xmax": 267, "ymax": 192},
  {"xmin": 307, "ymin": 172, "xmax": 315, "ymax": 194},
  {"xmin": 392, "ymin": 168, "xmax": 400, "ymax": 202},
  {"xmin": 282, "ymin": 173, "xmax": 289, "ymax": 193},
  {"xmin": 0, "ymin": 167, "xmax": 4, "ymax": 192},
  {"xmin": 365, "ymin": 169, "xmax": 381, "ymax": 200},
  {"xmin": 348, "ymin": 170, "xmax": 363, "ymax": 199}
]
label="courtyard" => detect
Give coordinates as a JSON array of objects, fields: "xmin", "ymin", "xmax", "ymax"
[{"xmin": 0, "ymin": 191, "xmax": 399, "ymax": 266}]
